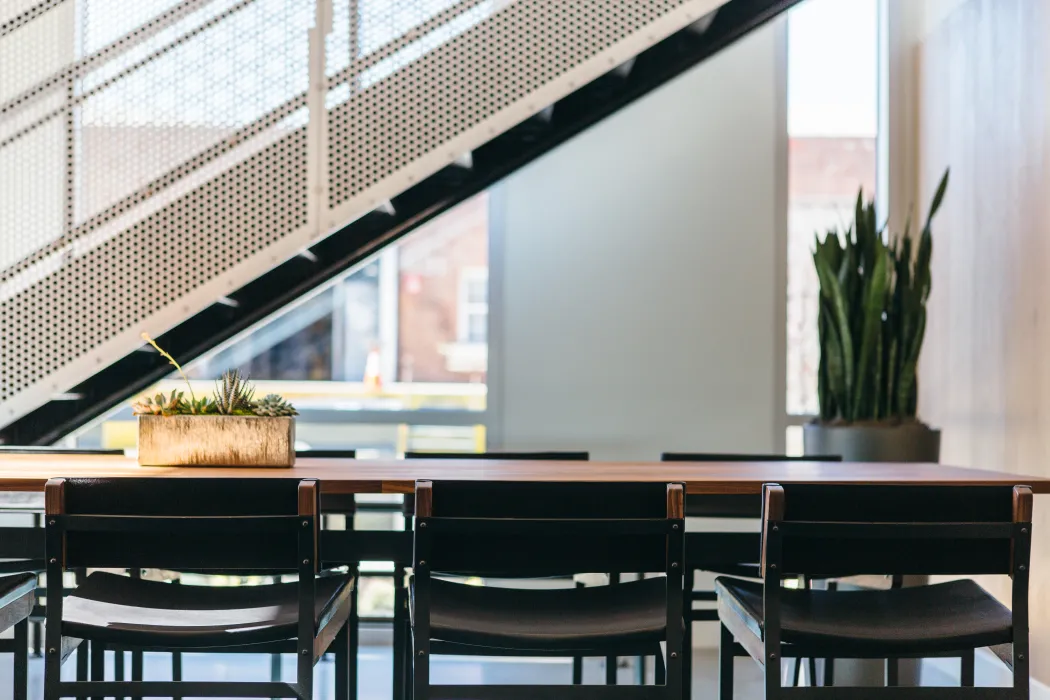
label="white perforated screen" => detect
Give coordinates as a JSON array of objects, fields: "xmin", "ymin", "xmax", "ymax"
[{"xmin": 0, "ymin": 0, "xmax": 720, "ymax": 427}]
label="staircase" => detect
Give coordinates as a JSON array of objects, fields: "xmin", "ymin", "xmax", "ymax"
[{"xmin": 0, "ymin": 0, "xmax": 798, "ymax": 444}]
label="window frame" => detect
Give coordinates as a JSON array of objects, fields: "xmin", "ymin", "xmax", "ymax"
[{"xmin": 779, "ymin": 0, "xmax": 891, "ymax": 450}]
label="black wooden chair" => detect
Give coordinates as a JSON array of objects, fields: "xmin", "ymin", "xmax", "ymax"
[
  {"xmin": 43, "ymin": 477, "xmax": 357, "ymax": 699},
  {"xmin": 717, "ymin": 483, "xmax": 1031, "ymax": 699},
  {"xmin": 411, "ymin": 479, "xmax": 685, "ymax": 700},
  {"xmin": 660, "ymin": 452, "xmax": 842, "ymax": 690},
  {"xmin": 404, "ymin": 451, "xmax": 597, "ymax": 686},
  {"xmin": 0, "ymin": 573, "xmax": 36, "ymax": 700},
  {"xmin": 0, "ymin": 446, "xmax": 124, "ymax": 673}
]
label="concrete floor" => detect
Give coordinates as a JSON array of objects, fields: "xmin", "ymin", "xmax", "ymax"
[{"xmin": 2, "ymin": 644, "xmax": 767, "ymax": 699}]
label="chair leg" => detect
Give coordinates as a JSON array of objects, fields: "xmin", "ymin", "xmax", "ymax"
[
  {"xmin": 32, "ymin": 620, "xmax": 43, "ymax": 658},
  {"xmin": 572, "ymin": 579, "xmax": 585, "ymax": 685},
  {"xmin": 719, "ymin": 623, "xmax": 734, "ymax": 700},
  {"xmin": 76, "ymin": 640, "xmax": 89, "ymax": 699},
  {"xmin": 13, "ymin": 618, "xmax": 28, "ymax": 700},
  {"xmin": 348, "ymin": 566, "xmax": 359, "ymax": 700},
  {"xmin": 823, "ymin": 657, "xmax": 834, "ymax": 687},
  {"xmin": 297, "ymin": 639, "xmax": 313, "ymax": 700},
  {"xmin": 655, "ymin": 648, "xmax": 665, "ymax": 685},
  {"xmin": 791, "ymin": 658, "xmax": 801, "ymax": 686},
  {"xmin": 886, "ymin": 658, "xmax": 899, "ymax": 687},
  {"xmin": 606, "ymin": 573, "xmax": 619, "ymax": 685},
  {"xmin": 131, "ymin": 649, "xmax": 143, "ymax": 700},
  {"xmin": 808, "ymin": 658, "xmax": 818, "ymax": 687},
  {"xmin": 90, "ymin": 641, "xmax": 105, "ymax": 700},
  {"xmin": 961, "ymin": 649, "xmax": 975, "ymax": 687},
  {"xmin": 393, "ymin": 564, "xmax": 407, "ymax": 700},
  {"xmin": 683, "ymin": 567, "xmax": 693, "ymax": 697},
  {"xmin": 413, "ymin": 633, "xmax": 429, "ymax": 700},
  {"xmin": 335, "ymin": 622, "xmax": 350, "ymax": 700},
  {"xmin": 404, "ymin": 618, "xmax": 414, "ymax": 700}
]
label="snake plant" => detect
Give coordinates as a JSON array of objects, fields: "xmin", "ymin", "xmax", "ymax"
[{"xmin": 814, "ymin": 169, "xmax": 949, "ymax": 424}]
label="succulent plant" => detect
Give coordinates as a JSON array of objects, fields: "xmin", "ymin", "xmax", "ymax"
[
  {"xmin": 132, "ymin": 390, "xmax": 184, "ymax": 417},
  {"xmin": 181, "ymin": 395, "xmax": 217, "ymax": 415},
  {"xmin": 813, "ymin": 169, "xmax": 949, "ymax": 424},
  {"xmin": 213, "ymin": 369, "xmax": 256, "ymax": 415},
  {"xmin": 253, "ymin": 393, "xmax": 299, "ymax": 417}
]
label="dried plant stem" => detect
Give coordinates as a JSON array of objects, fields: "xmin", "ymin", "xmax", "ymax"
[{"xmin": 141, "ymin": 332, "xmax": 196, "ymax": 403}]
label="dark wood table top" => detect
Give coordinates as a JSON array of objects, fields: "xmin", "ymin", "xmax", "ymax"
[{"xmin": 0, "ymin": 453, "xmax": 1046, "ymax": 495}]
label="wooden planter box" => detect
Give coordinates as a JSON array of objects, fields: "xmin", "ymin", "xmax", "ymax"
[{"xmin": 138, "ymin": 415, "xmax": 295, "ymax": 467}]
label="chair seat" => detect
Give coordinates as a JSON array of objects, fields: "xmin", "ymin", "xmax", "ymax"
[
  {"xmin": 63, "ymin": 571, "xmax": 354, "ymax": 649},
  {"xmin": 0, "ymin": 572, "xmax": 37, "ymax": 607},
  {"xmin": 704, "ymin": 563, "xmax": 760, "ymax": 579},
  {"xmin": 716, "ymin": 577, "xmax": 1012, "ymax": 655},
  {"xmin": 417, "ymin": 575, "xmax": 667, "ymax": 652},
  {"xmin": 0, "ymin": 572, "xmax": 37, "ymax": 634}
]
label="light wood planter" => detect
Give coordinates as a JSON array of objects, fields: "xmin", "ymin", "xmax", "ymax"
[{"xmin": 138, "ymin": 415, "xmax": 295, "ymax": 467}]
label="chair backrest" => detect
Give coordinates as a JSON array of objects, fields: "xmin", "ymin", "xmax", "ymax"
[
  {"xmin": 760, "ymin": 483, "xmax": 1032, "ymax": 578},
  {"xmin": 405, "ymin": 450, "xmax": 589, "ymax": 460},
  {"xmin": 660, "ymin": 453, "xmax": 841, "ymax": 519},
  {"xmin": 414, "ymin": 480, "xmax": 682, "ymax": 577},
  {"xmin": 45, "ymin": 477, "xmax": 320, "ymax": 572}
]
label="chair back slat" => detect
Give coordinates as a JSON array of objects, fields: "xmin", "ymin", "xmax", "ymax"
[
  {"xmin": 763, "ymin": 484, "xmax": 1028, "ymax": 577},
  {"xmin": 416, "ymin": 481, "xmax": 680, "ymax": 577},
  {"xmin": 47, "ymin": 478, "xmax": 316, "ymax": 571}
]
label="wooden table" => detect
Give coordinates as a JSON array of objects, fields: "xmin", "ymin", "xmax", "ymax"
[
  {"xmin": 1, "ymin": 454, "xmax": 1041, "ymax": 695},
  {"xmin": 0, "ymin": 453, "xmax": 1046, "ymax": 494}
]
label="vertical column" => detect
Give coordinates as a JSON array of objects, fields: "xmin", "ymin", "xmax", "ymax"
[
  {"xmin": 378, "ymin": 247, "xmax": 400, "ymax": 384},
  {"xmin": 307, "ymin": 0, "xmax": 333, "ymax": 239}
]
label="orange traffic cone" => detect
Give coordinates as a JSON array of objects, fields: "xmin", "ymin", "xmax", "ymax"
[{"xmin": 364, "ymin": 345, "xmax": 382, "ymax": 391}]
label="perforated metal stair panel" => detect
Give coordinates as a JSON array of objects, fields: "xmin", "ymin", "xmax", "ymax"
[
  {"xmin": 0, "ymin": 0, "xmax": 720, "ymax": 428},
  {"xmin": 0, "ymin": 130, "xmax": 309, "ymax": 404},
  {"xmin": 327, "ymin": 0, "xmax": 686, "ymax": 210}
]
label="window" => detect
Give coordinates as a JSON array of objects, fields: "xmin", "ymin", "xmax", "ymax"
[
  {"xmin": 458, "ymin": 268, "xmax": 489, "ymax": 344},
  {"xmin": 786, "ymin": 0, "xmax": 880, "ymax": 424},
  {"xmin": 74, "ymin": 193, "xmax": 490, "ymax": 458}
]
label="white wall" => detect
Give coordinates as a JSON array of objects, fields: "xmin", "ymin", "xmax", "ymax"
[{"xmin": 489, "ymin": 20, "xmax": 785, "ymax": 462}]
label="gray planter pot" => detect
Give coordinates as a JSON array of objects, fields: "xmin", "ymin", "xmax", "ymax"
[
  {"xmin": 803, "ymin": 422, "xmax": 940, "ymax": 463},
  {"xmin": 802, "ymin": 421, "xmax": 939, "ymax": 686}
]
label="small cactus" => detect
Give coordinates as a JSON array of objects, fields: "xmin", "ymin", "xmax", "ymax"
[
  {"xmin": 213, "ymin": 369, "xmax": 256, "ymax": 415},
  {"xmin": 253, "ymin": 393, "xmax": 298, "ymax": 417},
  {"xmin": 132, "ymin": 390, "xmax": 183, "ymax": 417}
]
